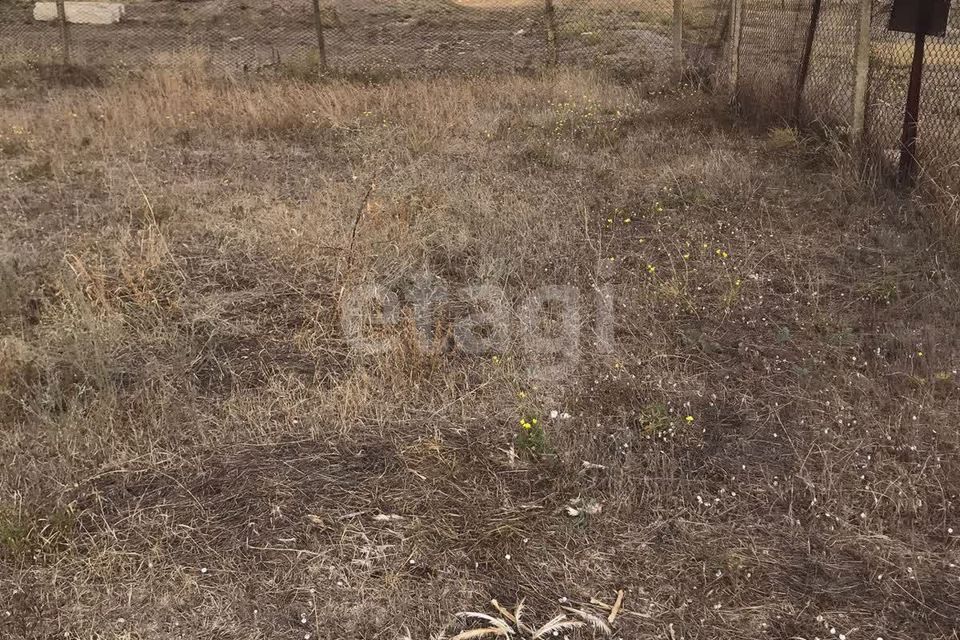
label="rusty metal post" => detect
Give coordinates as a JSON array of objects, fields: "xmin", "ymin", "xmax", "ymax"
[
  {"xmin": 851, "ymin": 0, "xmax": 873, "ymax": 141},
  {"xmin": 544, "ymin": 0, "xmax": 559, "ymax": 66},
  {"xmin": 898, "ymin": 1, "xmax": 931, "ymax": 185},
  {"xmin": 311, "ymin": 0, "xmax": 328, "ymax": 71},
  {"xmin": 796, "ymin": 0, "xmax": 823, "ymax": 120},
  {"xmin": 56, "ymin": 0, "xmax": 70, "ymax": 65},
  {"xmin": 673, "ymin": 0, "xmax": 684, "ymax": 81}
]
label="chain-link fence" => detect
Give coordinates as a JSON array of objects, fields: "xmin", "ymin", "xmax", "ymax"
[
  {"xmin": 867, "ymin": 2, "xmax": 960, "ymax": 186},
  {"xmin": 0, "ymin": 0, "xmax": 957, "ymax": 187},
  {"xmin": 732, "ymin": 0, "xmax": 959, "ymax": 188},
  {"xmin": 0, "ymin": 0, "xmax": 725, "ymax": 78}
]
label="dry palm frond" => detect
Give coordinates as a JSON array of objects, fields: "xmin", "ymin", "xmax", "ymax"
[
  {"xmin": 449, "ymin": 627, "xmax": 508, "ymax": 640},
  {"xmin": 530, "ymin": 614, "xmax": 584, "ymax": 640},
  {"xmin": 562, "ymin": 606, "xmax": 612, "ymax": 635}
]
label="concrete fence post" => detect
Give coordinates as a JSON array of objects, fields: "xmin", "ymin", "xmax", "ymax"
[
  {"xmin": 729, "ymin": 0, "xmax": 743, "ymax": 102},
  {"xmin": 56, "ymin": 0, "xmax": 70, "ymax": 65},
  {"xmin": 311, "ymin": 0, "xmax": 328, "ymax": 71},
  {"xmin": 673, "ymin": 0, "xmax": 684, "ymax": 81},
  {"xmin": 851, "ymin": 0, "xmax": 873, "ymax": 141},
  {"xmin": 544, "ymin": 0, "xmax": 559, "ymax": 66}
]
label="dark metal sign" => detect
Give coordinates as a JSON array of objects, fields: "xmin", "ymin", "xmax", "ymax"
[{"xmin": 888, "ymin": 0, "xmax": 952, "ymax": 37}]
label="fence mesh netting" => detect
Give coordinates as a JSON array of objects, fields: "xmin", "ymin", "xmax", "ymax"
[
  {"xmin": 0, "ymin": 1, "xmax": 723, "ymax": 75},
  {"xmin": 734, "ymin": 0, "xmax": 958, "ymax": 187},
  {"xmin": 0, "ymin": 1, "xmax": 958, "ymax": 186}
]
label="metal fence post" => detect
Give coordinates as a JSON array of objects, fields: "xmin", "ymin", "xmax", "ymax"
[
  {"xmin": 795, "ymin": 0, "xmax": 823, "ymax": 120},
  {"xmin": 544, "ymin": 0, "xmax": 559, "ymax": 66},
  {"xmin": 673, "ymin": 0, "xmax": 684, "ymax": 81},
  {"xmin": 311, "ymin": 0, "xmax": 328, "ymax": 71},
  {"xmin": 56, "ymin": 0, "xmax": 70, "ymax": 65},
  {"xmin": 729, "ymin": 0, "xmax": 742, "ymax": 102},
  {"xmin": 898, "ymin": 1, "xmax": 931, "ymax": 185}
]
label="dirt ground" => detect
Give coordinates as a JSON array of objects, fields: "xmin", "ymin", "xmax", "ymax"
[{"xmin": 1, "ymin": 58, "xmax": 960, "ymax": 640}]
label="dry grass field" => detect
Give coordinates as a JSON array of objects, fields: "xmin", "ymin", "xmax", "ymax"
[{"xmin": 2, "ymin": 59, "xmax": 960, "ymax": 640}]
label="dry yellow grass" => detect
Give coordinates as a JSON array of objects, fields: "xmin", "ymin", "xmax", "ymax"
[{"xmin": 1, "ymin": 60, "xmax": 960, "ymax": 640}]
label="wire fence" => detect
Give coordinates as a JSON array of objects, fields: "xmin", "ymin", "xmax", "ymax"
[
  {"xmin": 0, "ymin": 1, "xmax": 726, "ymax": 78},
  {"xmin": 0, "ymin": 0, "xmax": 958, "ymax": 188},
  {"xmin": 732, "ymin": 0, "xmax": 960, "ymax": 189}
]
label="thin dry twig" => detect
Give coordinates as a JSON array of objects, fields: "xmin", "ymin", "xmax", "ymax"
[
  {"xmin": 608, "ymin": 590, "xmax": 625, "ymax": 624},
  {"xmin": 343, "ymin": 180, "xmax": 376, "ymax": 276}
]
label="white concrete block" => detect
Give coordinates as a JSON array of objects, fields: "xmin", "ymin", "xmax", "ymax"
[{"xmin": 34, "ymin": 2, "xmax": 125, "ymax": 25}]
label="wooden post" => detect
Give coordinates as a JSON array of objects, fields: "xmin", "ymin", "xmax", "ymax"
[
  {"xmin": 311, "ymin": 0, "xmax": 327, "ymax": 71},
  {"xmin": 673, "ymin": 0, "xmax": 684, "ymax": 81},
  {"xmin": 56, "ymin": 0, "xmax": 70, "ymax": 65},
  {"xmin": 795, "ymin": 0, "xmax": 823, "ymax": 120},
  {"xmin": 729, "ymin": 0, "xmax": 743, "ymax": 102},
  {"xmin": 898, "ymin": 0, "xmax": 931, "ymax": 185},
  {"xmin": 544, "ymin": 0, "xmax": 559, "ymax": 66},
  {"xmin": 851, "ymin": 0, "xmax": 872, "ymax": 141}
]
